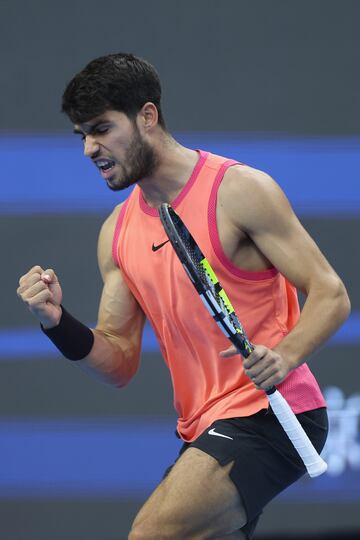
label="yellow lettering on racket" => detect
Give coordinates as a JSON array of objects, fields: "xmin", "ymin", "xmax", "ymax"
[
  {"xmin": 200, "ymin": 258, "xmax": 253, "ymax": 355},
  {"xmin": 200, "ymin": 258, "xmax": 235, "ymax": 315}
]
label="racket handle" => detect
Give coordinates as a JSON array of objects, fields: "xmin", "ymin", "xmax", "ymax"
[
  {"xmin": 267, "ymin": 388, "xmax": 327, "ymax": 477},
  {"xmin": 234, "ymin": 339, "xmax": 327, "ymax": 477}
]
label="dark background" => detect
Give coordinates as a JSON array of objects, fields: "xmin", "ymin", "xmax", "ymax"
[
  {"xmin": 1, "ymin": 0, "xmax": 359, "ymax": 135},
  {"xmin": 1, "ymin": 1, "xmax": 359, "ymax": 539}
]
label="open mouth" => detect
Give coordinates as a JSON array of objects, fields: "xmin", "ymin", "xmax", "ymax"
[{"xmin": 95, "ymin": 159, "xmax": 116, "ymax": 172}]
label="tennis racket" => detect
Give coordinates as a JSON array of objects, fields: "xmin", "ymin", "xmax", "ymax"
[{"xmin": 159, "ymin": 203, "xmax": 327, "ymax": 478}]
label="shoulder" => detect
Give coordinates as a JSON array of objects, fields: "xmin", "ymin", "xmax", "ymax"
[
  {"xmin": 219, "ymin": 163, "xmax": 295, "ymax": 233},
  {"xmin": 97, "ymin": 202, "xmax": 125, "ymax": 279},
  {"xmin": 99, "ymin": 202, "xmax": 124, "ymax": 242},
  {"xmin": 221, "ymin": 163, "xmax": 284, "ymax": 203}
]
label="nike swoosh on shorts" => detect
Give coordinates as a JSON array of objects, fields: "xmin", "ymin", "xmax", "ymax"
[{"xmin": 208, "ymin": 428, "xmax": 233, "ymax": 440}]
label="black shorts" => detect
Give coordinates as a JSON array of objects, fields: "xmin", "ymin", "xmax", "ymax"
[{"xmin": 165, "ymin": 407, "xmax": 328, "ymax": 539}]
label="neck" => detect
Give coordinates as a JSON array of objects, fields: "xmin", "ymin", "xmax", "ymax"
[{"xmin": 138, "ymin": 135, "xmax": 199, "ymax": 208}]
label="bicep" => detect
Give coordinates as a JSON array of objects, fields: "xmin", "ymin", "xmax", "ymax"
[
  {"xmin": 96, "ymin": 205, "xmax": 146, "ymax": 353},
  {"xmin": 251, "ymin": 210, "xmax": 334, "ymax": 293},
  {"xmin": 228, "ymin": 168, "xmax": 338, "ymax": 293}
]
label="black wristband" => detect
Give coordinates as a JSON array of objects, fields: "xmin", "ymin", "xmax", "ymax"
[{"xmin": 41, "ymin": 306, "xmax": 94, "ymax": 361}]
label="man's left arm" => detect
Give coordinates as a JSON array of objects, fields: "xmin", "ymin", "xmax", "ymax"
[{"xmin": 219, "ymin": 166, "xmax": 351, "ymax": 390}]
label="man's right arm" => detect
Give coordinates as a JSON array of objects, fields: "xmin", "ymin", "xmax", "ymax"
[
  {"xmin": 79, "ymin": 204, "xmax": 146, "ymax": 386},
  {"xmin": 17, "ymin": 203, "xmax": 146, "ymax": 388}
]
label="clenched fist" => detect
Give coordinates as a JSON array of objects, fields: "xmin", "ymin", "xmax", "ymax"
[{"xmin": 17, "ymin": 265, "xmax": 63, "ymax": 329}]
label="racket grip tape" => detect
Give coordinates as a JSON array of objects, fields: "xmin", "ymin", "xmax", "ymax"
[
  {"xmin": 240, "ymin": 341, "xmax": 327, "ymax": 477},
  {"xmin": 267, "ymin": 389, "xmax": 327, "ymax": 477}
]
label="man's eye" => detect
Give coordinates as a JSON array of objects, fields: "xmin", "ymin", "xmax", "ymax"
[
  {"xmin": 79, "ymin": 127, "xmax": 109, "ymax": 141},
  {"xmin": 92, "ymin": 126, "xmax": 109, "ymax": 135}
]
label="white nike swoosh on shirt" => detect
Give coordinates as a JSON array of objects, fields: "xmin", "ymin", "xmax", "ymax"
[{"xmin": 208, "ymin": 428, "xmax": 233, "ymax": 440}]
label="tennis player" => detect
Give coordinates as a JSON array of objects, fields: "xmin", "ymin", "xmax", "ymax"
[{"xmin": 17, "ymin": 53, "xmax": 350, "ymax": 539}]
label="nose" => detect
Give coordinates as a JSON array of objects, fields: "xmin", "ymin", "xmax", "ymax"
[{"xmin": 83, "ymin": 135, "xmax": 100, "ymax": 158}]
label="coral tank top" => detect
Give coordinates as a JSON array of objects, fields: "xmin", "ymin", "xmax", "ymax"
[{"xmin": 112, "ymin": 150, "xmax": 326, "ymax": 442}]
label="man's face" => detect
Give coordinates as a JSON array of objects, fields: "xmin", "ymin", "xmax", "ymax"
[{"xmin": 74, "ymin": 110, "xmax": 158, "ymax": 191}]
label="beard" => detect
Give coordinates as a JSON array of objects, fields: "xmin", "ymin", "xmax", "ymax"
[{"xmin": 106, "ymin": 125, "xmax": 158, "ymax": 191}]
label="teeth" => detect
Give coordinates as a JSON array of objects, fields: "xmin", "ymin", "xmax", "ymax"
[
  {"xmin": 96, "ymin": 159, "xmax": 115, "ymax": 171},
  {"xmin": 97, "ymin": 160, "xmax": 111, "ymax": 167}
]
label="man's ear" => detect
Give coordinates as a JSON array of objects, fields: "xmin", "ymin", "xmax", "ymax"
[{"xmin": 139, "ymin": 102, "xmax": 158, "ymax": 131}]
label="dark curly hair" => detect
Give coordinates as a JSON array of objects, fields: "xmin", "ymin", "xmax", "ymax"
[{"xmin": 61, "ymin": 53, "xmax": 166, "ymax": 128}]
